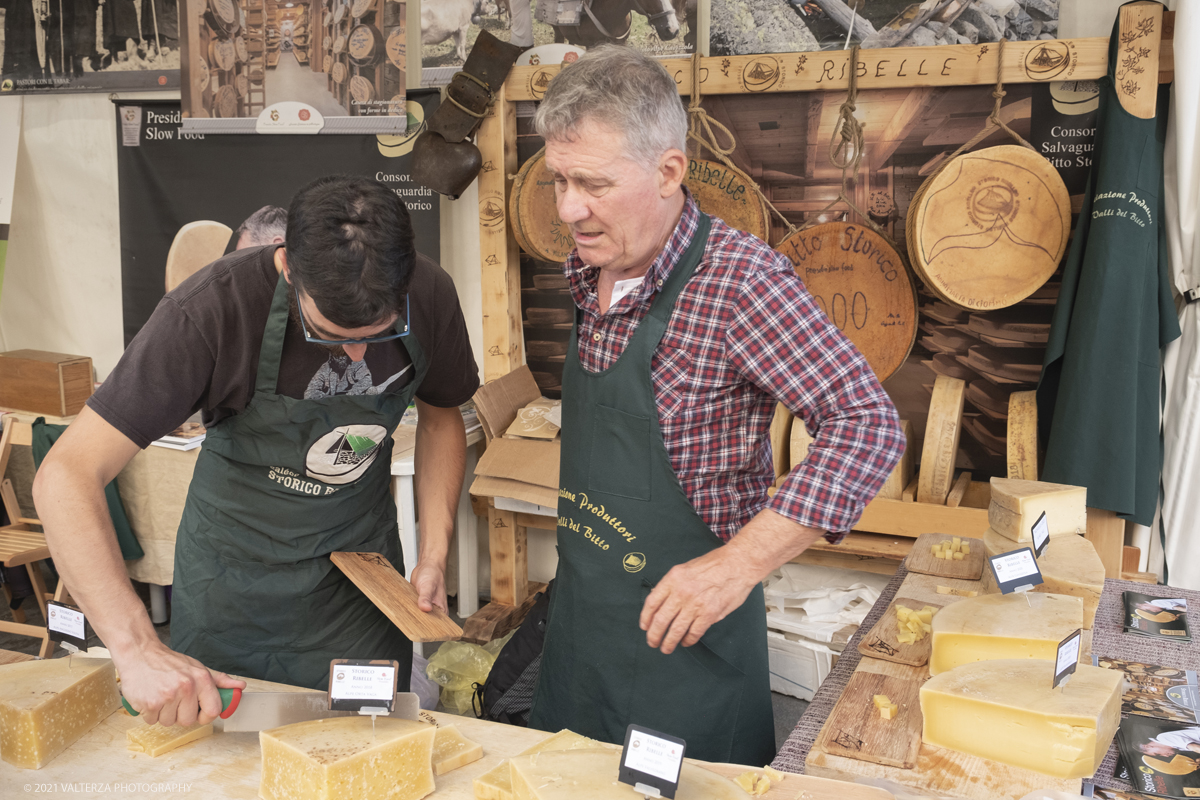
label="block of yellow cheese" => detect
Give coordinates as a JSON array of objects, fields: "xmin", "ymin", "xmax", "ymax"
[
  {"xmin": 982, "ymin": 528, "xmax": 1105, "ymax": 629},
  {"xmin": 989, "ymin": 478, "xmax": 1087, "ymax": 541},
  {"xmin": 474, "ymin": 729, "xmax": 617, "ymax": 800},
  {"xmin": 921, "ymin": 659, "xmax": 1122, "ymax": 778},
  {"xmin": 929, "ymin": 592, "xmax": 1083, "ymax": 675},
  {"xmin": 432, "ymin": 724, "xmax": 483, "ymax": 775},
  {"xmin": 127, "ymin": 722, "xmax": 214, "ymax": 756},
  {"xmin": 0, "ymin": 658, "xmax": 120, "ymax": 769},
  {"xmin": 508, "ymin": 749, "xmax": 747, "ymax": 800},
  {"xmin": 259, "ymin": 717, "xmax": 435, "ymax": 800}
]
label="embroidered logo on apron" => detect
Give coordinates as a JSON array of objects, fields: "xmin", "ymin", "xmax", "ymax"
[
  {"xmin": 306, "ymin": 424, "xmax": 388, "ymax": 484},
  {"xmin": 622, "ymin": 553, "xmax": 646, "ymax": 573}
]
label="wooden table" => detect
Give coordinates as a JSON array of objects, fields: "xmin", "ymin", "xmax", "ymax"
[{"xmin": 0, "ymin": 674, "xmax": 894, "ymax": 800}]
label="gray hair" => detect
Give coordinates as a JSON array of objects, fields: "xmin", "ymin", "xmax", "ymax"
[
  {"xmin": 534, "ymin": 45, "xmax": 688, "ymax": 168},
  {"xmin": 235, "ymin": 205, "xmax": 288, "ymax": 248}
]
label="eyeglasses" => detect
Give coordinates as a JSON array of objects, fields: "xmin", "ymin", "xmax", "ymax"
[{"xmin": 294, "ymin": 286, "xmax": 410, "ymax": 346}]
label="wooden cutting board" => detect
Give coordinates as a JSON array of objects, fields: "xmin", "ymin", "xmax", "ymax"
[
  {"xmin": 917, "ymin": 375, "xmax": 965, "ymax": 504},
  {"xmin": 331, "ymin": 552, "xmax": 463, "ymax": 642},
  {"xmin": 811, "ymin": 670, "xmax": 922, "ymax": 769},
  {"xmin": 775, "ymin": 223, "xmax": 917, "ymax": 382},
  {"xmin": 904, "ymin": 532, "xmax": 984, "ymax": 580},
  {"xmin": 856, "ymin": 596, "xmax": 945, "ymax": 667}
]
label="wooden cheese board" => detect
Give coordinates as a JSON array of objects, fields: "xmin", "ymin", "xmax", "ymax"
[
  {"xmin": 963, "ymin": 414, "xmax": 1006, "ymax": 456},
  {"xmin": 856, "ymin": 596, "xmax": 945, "ymax": 667},
  {"xmin": 810, "ymin": 670, "xmax": 922, "ymax": 769},
  {"xmin": 904, "ymin": 532, "xmax": 984, "ymax": 580},
  {"xmin": 964, "ymin": 345, "xmax": 1042, "ymax": 383},
  {"xmin": 966, "ymin": 379, "xmax": 1013, "ymax": 417},
  {"xmin": 967, "ymin": 307, "xmax": 1051, "ymax": 343},
  {"xmin": 925, "ymin": 353, "xmax": 977, "ymax": 381},
  {"xmin": 330, "ymin": 551, "xmax": 463, "ymax": 642},
  {"xmin": 956, "ymin": 354, "xmax": 1025, "ymax": 386}
]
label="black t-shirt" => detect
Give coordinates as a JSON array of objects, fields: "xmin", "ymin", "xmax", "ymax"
[{"xmin": 90, "ymin": 245, "xmax": 480, "ymax": 449}]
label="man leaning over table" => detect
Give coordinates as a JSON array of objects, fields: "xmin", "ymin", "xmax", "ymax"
[{"xmin": 527, "ymin": 46, "xmax": 906, "ymax": 765}]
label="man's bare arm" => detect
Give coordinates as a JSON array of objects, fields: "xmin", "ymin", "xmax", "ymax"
[
  {"xmin": 32, "ymin": 406, "xmax": 244, "ymax": 726},
  {"xmin": 409, "ymin": 399, "xmax": 467, "ymax": 614}
]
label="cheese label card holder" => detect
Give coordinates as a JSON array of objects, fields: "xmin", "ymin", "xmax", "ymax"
[
  {"xmin": 328, "ymin": 659, "xmax": 399, "ymax": 713},
  {"xmin": 619, "ymin": 725, "xmax": 686, "ymax": 799},
  {"xmin": 1031, "ymin": 511, "xmax": 1050, "ymax": 558},
  {"xmin": 1053, "ymin": 629, "xmax": 1082, "ymax": 689},
  {"xmin": 988, "ymin": 547, "xmax": 1044, "ymax": 594},
  {"xmin": 47, "ymin": 600, "xmax": 89, "ymax": 652}
]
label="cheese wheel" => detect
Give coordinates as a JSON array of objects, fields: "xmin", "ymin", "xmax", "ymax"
[
  {"xmin": 333, "ymin": 2, "xmax": 346, "ymax": 24},
  {"xmin": 331, "ymin": 61, "xmax": 348, "ymax": 84},
  {"xmin": 332, "ymin": 34, "xmax": 347, "ymax": 54},
  {"xmin": 474, "ymin": 730, "xmax": 617, "ymax": 800},
  {"xmin": 509, "ymin": 749, "xmax": 748, "ymax": 800},
  {"xmin": 981, "ymin": 528, "xmax": 1104, "ymax": 629},
  {"xmin": 347, "ymin": 24, "xmax": 384, "ymax": 66},
  {"xmin": 235, "ymin": 35, "xmax": 249, "ymax": 62},
  {"xmin": 989, "ymin": 477, "xmax": 1088, "ymax": 541},
  {"xmin": 235, "ymin": 72, "xmax": 249, "ymax": 97},
  {"xmin": 351, "ymin": 0, "xmax": 373, "ymax": 17},
  {"xmin": 350, "ymin": 74, "xmax": 375, "ymax": 103},
  {"xmin": 918, "ymin": 374, "xmax": 965, "ymax": 504},
  {"xmin": 207, "ymin": 0, "xmax": 238, "ymax": 30},
  {"xmin": 209, "ymin": 38, "xmax": 236, "ymax": 71},
  {"xmin": 929, "ymin": 592, "xmax": 1084, "ymax": 675},
  {"xmin": 322, "ymin": 53, "xmax": 333, "ymax": 73},
  {"xmin": 386, "ymin": 27, "xmax": 405, "ymax": 69},
  {"xmin": 193, "ymin": 56, "xmax": 211, "ymax": 92},
  {"xmin": 214, "ymin": 84, "xmax": 239, "ymax": 118},
  {"xmin": 921, "ymin": 659, "xmax": 1122, "ymax": 779}
]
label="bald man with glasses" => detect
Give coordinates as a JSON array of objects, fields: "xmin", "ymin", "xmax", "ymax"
[{"xmin": 34, "ymin": 176, "xmax": 479, "ymax": 727}]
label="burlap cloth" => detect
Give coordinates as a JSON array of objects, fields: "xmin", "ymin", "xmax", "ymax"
[{"xmin": 771, "ymin": 564, "xmax": 1200, "ymax": 796}]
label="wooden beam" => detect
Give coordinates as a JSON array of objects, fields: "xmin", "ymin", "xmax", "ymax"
[
  {"xmin": 1085, "ymin": 506, "xmax": 1125, "ymax": 579},
  {"xmin": 805, "ymin": 92, "xmax": 824, "ymax": 179},
  {"xmin": 506, "ymin": 37, "xmax": 1175, "ymax": 102},
  {"xmin": 700, "ymin": 96, "xmax": 754, "ymax": 174},
  {"xmin": 460, "ymin": 582, "xmax": 548, "ymax": 645},
  {"xmin": 487, "ymin": 508, "xmax": 528, "ymax": 606},
  {"xmin": 871, "ymin": 87, "xmax": 946, "ymax": 166},
  {"xmin": 856, "ymin": 496, "xmax": 989, "ymax": 538}
]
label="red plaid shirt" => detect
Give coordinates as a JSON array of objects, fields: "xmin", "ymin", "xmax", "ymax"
[{"xmin": 565, "ymin": 193, "xmax": 905, "ymax": 542}]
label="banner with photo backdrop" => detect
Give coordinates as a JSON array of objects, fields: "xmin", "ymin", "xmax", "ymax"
[
  {"xmin": 114, "ymin": 89, "xmax": 438, "ymax": 346},
  {"xmin": 0, "ymin": 0, "xmax": 179, "ymax": 94}
]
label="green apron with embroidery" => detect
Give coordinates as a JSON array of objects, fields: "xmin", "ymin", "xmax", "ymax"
[
  {"xmin": 171, "ymin": 274, "xmax": 426, "ymax": 690},
  {"xmin": 529, "ymin": 214, "xmax": 776, "ymax": 765}
]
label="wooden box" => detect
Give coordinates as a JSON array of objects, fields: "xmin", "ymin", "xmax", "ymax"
[{"xmin": 0, "ymin": 350, "xmax": 93, "ymax": 417}]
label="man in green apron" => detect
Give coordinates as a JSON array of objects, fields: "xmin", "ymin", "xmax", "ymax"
[
  {"xmin": 527, "ymin": 47, "xmax": 905, "ymax": 764},
  {"xmin": 34, "ymin": 176, "xmax": 479, "ymax": 727}
]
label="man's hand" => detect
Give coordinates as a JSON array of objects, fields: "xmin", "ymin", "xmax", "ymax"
[
  {"xmin": 114, "ymin": 639, "xmax": 246, "ymax": 727},
  {"xmin": 410, "ymin": 561, "xmax": 449, "ymax": 615},
  {"xmin": 638, "ymin": 509, "xmax": 827, "ymax": 655}
]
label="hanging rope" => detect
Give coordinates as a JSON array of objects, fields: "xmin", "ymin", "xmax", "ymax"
[{"xmin": 684, "ymin": 53, "xmax": 798, "ymax": 238}]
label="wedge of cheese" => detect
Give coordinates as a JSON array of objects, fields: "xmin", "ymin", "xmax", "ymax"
[
  {"xmin": 0, "ymin": 658, "xmax": 120, "ymax": 769},
  {"xmin": 259, "ymin": 717, "xmax": 435, "ymax": 800},
  {"xmin": 432, "ymin": 724, "xmax": 483, "ymax": 775},
  {"xmin": 929, "ymin": 592, "xmax": 1083, "ymax": 675},
  {"xmin": 982, "ymin": 528, "xmax": 1105, "ymax": 629},
  {"xmin": 921, "ymin": 659, "xmax": 1122, "ymax": 778},
  {"xmin": 989, "ymin": 478, "xmax": 1087, "ymax": 541},
  {"xmin": 474, "ymin": 729, "xmax": 617, "ymax": 800},
  {"xmin": 127, "ymin": 722, "xmax": 214, "ymax": 757},
  {"xmin": 508, "ymin": 749, "xmax": 747, "ymax": 800}
]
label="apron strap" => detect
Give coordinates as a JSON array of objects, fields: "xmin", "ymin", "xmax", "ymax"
[
  {"xmin": 255, "ymin": 273, "xmax": 292, "ymax": 395},
  {"xmin": 647, "ymin": 213, "xmax": 711, "ymax": 325}
]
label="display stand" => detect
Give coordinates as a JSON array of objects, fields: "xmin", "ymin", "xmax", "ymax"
[{"xmin": 466, "ymin": 31, "xmax": 1176, "ymax": 639}]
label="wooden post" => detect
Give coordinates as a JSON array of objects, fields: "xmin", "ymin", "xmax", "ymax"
[
  {"xmin": 477, "ymin": 84, "xmax": 523, "ymax": 382},
  {"xmin": 1085, "ymin": 507, "xmax": 1125, "ymax": 579},
  {"xmin": 487, "ymin": 508, "xmax": 528, "ymax": 607}
]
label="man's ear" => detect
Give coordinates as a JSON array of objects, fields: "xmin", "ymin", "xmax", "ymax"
[
  {"xmin": 275, "ymin": 247, "xmax": 289, "ymax": 280},
  {"xmin": 658, "ymin": 148, "xmax": 688, "ymax": 198}
]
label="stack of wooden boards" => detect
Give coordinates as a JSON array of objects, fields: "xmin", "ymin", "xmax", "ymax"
[{"xmin": 809, "ymin": 476, "xmax": 1115, "ymax": 799}]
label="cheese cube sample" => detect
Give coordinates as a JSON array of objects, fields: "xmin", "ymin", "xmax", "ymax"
[
  {"xmin": 432, "ymin": 724, "xmax": 482, "ymax": 775},
  {"xmin": 127, "ymin": 722, "xmax": 214, "ymax": 756},
  {"xmin": 880, "ymin": 704, "xmax": 897, "ymax": 720},
  {"xmin": 508, "ymin": 749, "xmax": 747, "ymax": 800},
  {"xmin": 982, "ymin": 528, "xmax": 1105, "ymax": 629},
  {"xmin": 474, "ymin": 729, "xmax": 616, "ymax": 800},
  {"xmin": 0, "ymin": 658, "xmax": 120, "ymax": 769},
  {"xmin": 259, "ymin": 717, "xmax": 435, "ymax": 800},
  {"xmin": 921, "ymin": 659, "xmax": 1122, "ymax": 778},
  {"xmin": 929, "ymin": 592, "xmax": 1083, "ymax": 675},
  {"xmin": 989, "ymin": 478, "xmax": 1087, "ymax": 542}
]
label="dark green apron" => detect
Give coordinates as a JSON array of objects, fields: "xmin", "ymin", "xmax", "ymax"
[
  {"xmin": 170, "ymin": 274, "xmax": 426, "ymax": 691},
  {"xmin": 1037, "ymin": 2, "xmax": 1179, "ymax": 526},
  {"xmin": 529, "ymin": 215, "xmax": 776, "ymax": 766}
]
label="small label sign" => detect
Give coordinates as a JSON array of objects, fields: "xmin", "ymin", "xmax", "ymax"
[
  {"xmin": 328, "ymin": 659, "xmax": 398, "ymax": 712},
  {"xmin": 1054, "ymin": 629, "xmax": 1082, "ymax": 688},
  {"xmin": 47, "ymin": 601, "xmax": 88, "ymax": 651},
  {"xmin": 619, "ymin": 725, "xmax": 686, "ymax": 799},
  {"xmin": 1031, "ymin": 511, "xmax": 1050, "ymax": 558},
  {"xmin": 988, "ymin": 547, "xmax": 1044, "ymax": 594}
]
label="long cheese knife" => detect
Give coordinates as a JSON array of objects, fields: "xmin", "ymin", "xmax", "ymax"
[{"xmin": 123, "ymin": 689, "xmax": 420, "ymax": 731}]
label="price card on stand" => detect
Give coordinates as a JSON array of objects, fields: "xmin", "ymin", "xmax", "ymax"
[
  {"xmin": 618, "ymin": 725, "xmax": 686, "ymax": 799},
  {"xmin": 1053, "ymin": 629, "xmax": 1083, "ymax": 688},
  {"xmin": 1031, "ymin": 511, "xmax": 1050, "ymax": 558},
  {"xmin": 328, "ymin": 659, "xmax": 399, "ymax": 713},
  {"xmin": 46, "ymin": 601, "xmax": 89, "ymax": 653},
  {"xmin": 988, "ymin": 547, "xmax": 1044, "ymax": 594}
]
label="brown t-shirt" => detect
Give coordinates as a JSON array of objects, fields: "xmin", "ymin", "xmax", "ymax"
[{"xmin": 90, "ymin": 245, "xmax": 479, "ymax": 449}]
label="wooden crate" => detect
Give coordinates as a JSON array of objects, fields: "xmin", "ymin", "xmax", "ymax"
[{"xmin": 0, "ymin": 350, "xmax": 93, "ymax": 417}]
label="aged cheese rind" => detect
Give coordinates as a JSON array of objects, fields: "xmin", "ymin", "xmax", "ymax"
[
  {"xmin": 929, "ymin": 592, "xmax": 1083, "ymax": 675},
  {"xmin": 259, "ymin": 717, "xmax": 435, "ymax": 800},
  {"xmin": 127, "ymin": 722, "xmax": 214, "ymax": 756},
  {"xmin": 921, "ymin": 659, "xmax": 1122, "ymax": 778},
  {"xmin": 0, "ymin": 658, "xmax": 120, "ymax": 769},
  {"xmin": 982, "ymin": 528, "xmax": 1104, "ymax": 629},
  {"xmin": 508, "ymin": 749, "xmax": 747, "ymax": 800},
  {"xmin": 432, "ymin": 724, "xmax": 483, "ymax": 775},
  {"xmin": 474, "ymin": 729, "xmax": 615, "ymax": 800},
  {"xmin": 989, "ymin": 478, "xmax": 1087, "ymax": 541}
]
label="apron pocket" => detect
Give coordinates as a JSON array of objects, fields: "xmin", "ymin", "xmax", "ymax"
[{"xmin": 588, "ymin": 404, "xmax": 652, "ymax": 501}]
